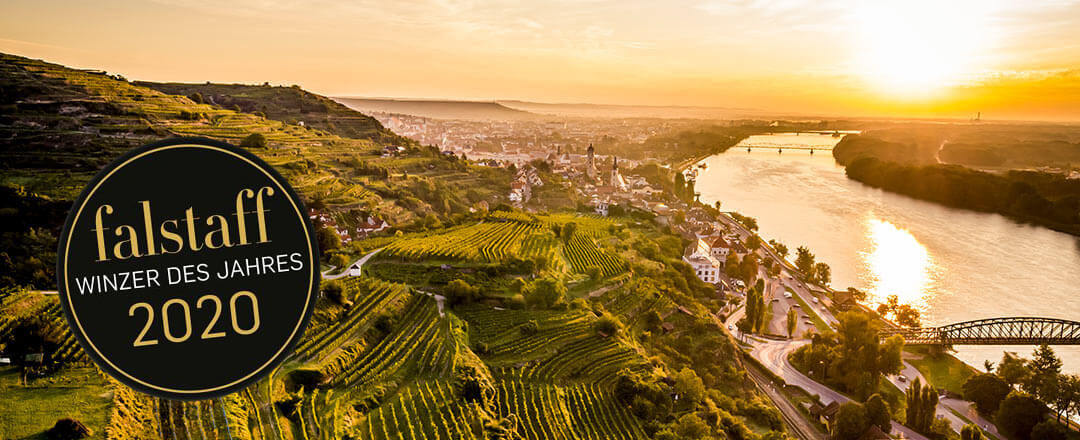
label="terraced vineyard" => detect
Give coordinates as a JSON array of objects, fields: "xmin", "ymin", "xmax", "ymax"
[
  {"xmin": 562, "ymin": 233, "xmax": 625, "ymax": 276},
  {"xmin": 383, "ymin": 220, "xmax": 543, "ymax": 262},
  {"xmin": 381, "ymin": 212, "xmax": 626, "ymax": 277},
  {"xmin": 294, "ymin": 278, "xmax": 409, "ymax": 362},
  {"xmin": 494, "ymin": 381, "xmax": 646, "ymax": 440},
  {"xmin": 353, "ymin": 380, "xmax": 485, "ymax": 440}
]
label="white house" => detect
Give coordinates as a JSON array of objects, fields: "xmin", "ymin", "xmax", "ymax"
[
  {"xmin": 683, "ymin": 238, "xmax": 721, "ymax": 284},
  {"xmin": 594, "ymin": 199, "xmax": 610, "ymax": 217}
]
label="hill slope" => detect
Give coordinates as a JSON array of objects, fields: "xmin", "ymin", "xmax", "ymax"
[
  {"xmin": 138, "ymin": 81, "xmax": 412, "ymax": 144},
  {"xmin": 0, "ymin": 53, "xmax": 787, "ymax": 440},
  {"xmin": 335, "ymin": 97, "xmax": 538, "ymax": 121}
]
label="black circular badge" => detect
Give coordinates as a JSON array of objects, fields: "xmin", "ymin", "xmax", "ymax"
[{"xmin": 56, "ymin": 137, "xmax": 319, "ymax": 400}]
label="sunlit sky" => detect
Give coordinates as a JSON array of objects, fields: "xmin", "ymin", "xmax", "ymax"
[{"xmin": 3, "ymin": 0, "xmax": 1080, "ymax": 121}]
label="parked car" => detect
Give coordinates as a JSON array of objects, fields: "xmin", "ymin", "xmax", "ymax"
[
  {"xmin": 812, "ymin": 297, "xmax": 819, "ymax": 304},
  {"xmin": 784, "ymin": 292, "xmax": 793, "ymax": 299}
]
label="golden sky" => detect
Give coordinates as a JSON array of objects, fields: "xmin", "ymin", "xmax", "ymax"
[{"xmin": 3, "ymin": 0, "xmax": 1080, "ymax": 121}]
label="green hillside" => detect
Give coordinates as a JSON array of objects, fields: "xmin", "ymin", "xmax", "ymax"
[
  {"xmin": 0, "ymin": 53, "xmax": 787, "ymax": 440},
  {"xmin": 0, "ymin": 52, "xmax": 510, "ymax": 288}
]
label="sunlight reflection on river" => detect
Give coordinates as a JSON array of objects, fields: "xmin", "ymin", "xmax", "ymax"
[
  {"xmin": 695, "ymin": 133, "xmax": 1080, "ymax": 374},
  {"xmin": 862, "ymin": 217, "xmax": 937, "ymax": 314}
]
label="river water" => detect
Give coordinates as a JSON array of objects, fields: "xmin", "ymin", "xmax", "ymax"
[{"xmin": 695, "ymin": 133, "xmax": 1080, "ymax": 373}]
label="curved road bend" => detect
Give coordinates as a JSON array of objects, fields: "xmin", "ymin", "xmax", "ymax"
[{"xmin": 322, "ymin": 248, "xmax": 383, "ymax": 280}]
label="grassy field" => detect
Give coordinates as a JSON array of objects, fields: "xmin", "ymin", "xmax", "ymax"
[
  {"xmin": 0, "ymin": 367, "xmax": 112, "ymax": 439},
  {"xmin": 904, "ymin": 347, "xmax": 978, "ymax": 395},
  {"xmin": 790, "ymin": 289, "xmax": 830, "ymax": 334}
]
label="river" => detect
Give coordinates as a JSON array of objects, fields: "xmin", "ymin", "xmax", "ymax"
[{"xmin": 695, "ymin": 132, "xmax": 1080, "ymax": 374}]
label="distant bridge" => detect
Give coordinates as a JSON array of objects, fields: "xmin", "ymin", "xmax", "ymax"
[
  {"xmin": 879, "ymin": 317, "xmax": 1080, "ymax": 345},
  {"xmin": 741, "ymin": 145, "xmax": 831, "ymax": 152}
]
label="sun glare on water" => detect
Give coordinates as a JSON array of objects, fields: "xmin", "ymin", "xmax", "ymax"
[
  {"xmin": 864, "ymin": 218, "xmax": 935, "ymax": 311},
  {"xmin": 852, "ymin": 0, "xmax": 994, "ymax": 97}
]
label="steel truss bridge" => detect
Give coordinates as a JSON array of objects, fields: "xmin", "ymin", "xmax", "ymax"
[{"xmin": 879, "ymin": 317, "xmax": 1080, "ymax": 345}]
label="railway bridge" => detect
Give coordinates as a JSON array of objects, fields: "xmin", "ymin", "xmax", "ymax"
[{"xmin": 879, "ymin": 317, "xmax": 1080, "ymax": 345}]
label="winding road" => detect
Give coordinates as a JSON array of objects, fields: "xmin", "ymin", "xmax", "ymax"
[{"xmin": 718, "ymin": 212, "xmax": 1001, "ymax": 439}]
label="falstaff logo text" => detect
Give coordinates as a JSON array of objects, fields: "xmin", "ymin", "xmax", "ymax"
[{"xmin": 55, "ymin": 137, "xmax": 320, "ymax": 400}]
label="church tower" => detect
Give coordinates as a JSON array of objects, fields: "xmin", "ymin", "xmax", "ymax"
[{"xmin": 585, "ymin": 144, "xmax": 598, "ymax": 181}]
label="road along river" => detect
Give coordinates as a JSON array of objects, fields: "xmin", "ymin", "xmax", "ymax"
[{"xmin": 695, "ymin": 133, "xmax": 1080, "ymax": 373}]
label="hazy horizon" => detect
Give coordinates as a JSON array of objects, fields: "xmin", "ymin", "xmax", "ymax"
[{"xmin": 3, "ymin": 0, "xmax": 1080, "ymax": 122}]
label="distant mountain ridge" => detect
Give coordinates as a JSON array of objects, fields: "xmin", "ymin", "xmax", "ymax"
[
  {"xmin": 498, "ymin": 100, "xmax": 764, "ymax": 119},
  {"xmin": 334, "ymin": 97, "xmax": 537, "ymax": 121}
]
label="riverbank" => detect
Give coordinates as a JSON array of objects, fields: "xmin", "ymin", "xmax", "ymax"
[{"xmin": 834, "ymin": 136, "xmax": 1080, "ymax": 238}]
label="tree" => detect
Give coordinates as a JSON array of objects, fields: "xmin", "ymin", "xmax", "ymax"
[
  {"xmin": 812, "ymin": 262, "xmax": 831, "ymax": 286},
  {"xmin": 838, "ymin": 312, "xmax": 903, "ymax": 397},
  {"xmin": 794, "ymin": 246, "xmax": 815, "ymax": 276},
  {"xmin": 1031, "ymin": 420, "xmax": 1067, "ymax": 440},
  {"xmin": 445, "ymin": 279, "xmax": 480, "ymax": 306},
  {"xmin": 187, "ymin": 92, "xmax": 204, "ymax": 104},
  {"xmin": 46, "ymin": 418, "xmax": 92, "ymax": 440},
  {"xmin": 894, "ymin": 304, "xmax": 921, "ymax": 328},
  {"xmin": 832, "ymin": 402, "xmax": 869, "ymax": 440},
  {"xmin": 329, "ymin": 253, "xmax": 350, "ymax": 269},
  {"xmin": 846, "ymin": 287, "xmax": 868, "ymax": 302},
  {"xmin": 1051, "ymin": 374, "xmax": 1080, "ymax": 423},
  {"xmin": 738, "ymin": 253, "xmax": 759, "ymax": 285},
  {"xmin": 962, "ymin": 373, "xmax": 1011, "ymax": 414},
  {"xmin": 905, "ymin": 377, "xmax": 938, "ymax": 434},
  {"xmin": 240, "ymin": 133, "xmax": 268, "ymax": 149},
  {"xmin": 997, "ymin": 391, "xmax": 1046, "ymax": 439},
  {"xmin": 790, "ymin": 311, "xmax": 902, "ymax": 400},
  {"xmin": 0, "ymin": 316, "xmax": 61, "ymax": 367},
  {"xmin": 768, "ymin": 239, "xmax": 788, "ymax": 258},
  {"xmin": 960, "ymin": 424, "xmax": 984, "ymax": 440},
  {"xmin": 593, "ymin": 313, "xmax": 622, "ymax": 337},
  {"xmin": 672, "ymin": 368, "xmax": 706, "ymax": 407},
  {"xmin": 561, "ymin": 222, "xmax": 577, "ymax": 243},
  {"xmin": 786, "ymin": 308, "xmax": 797, "ymax": 339},
  {"xmin": 524, "ymin": 277, "xmax": 566, "ymax": 309},
  {"xmin": 864, "ymin": 394, "xmax": 892, "ymax": 433},
  {"xmin": 322, "ymin": 280, "xmax": 347, "ymax": 305},
  {"xmin": 317, "ymin": 226, "xmax": 341, "ymax": 252},
  {"xmin": 745, "ymin": 234, "xmax": 761, "ymax": 250},
  {"xmin": 673, "ymin": 413, "xmax": 709, "ymax": 439},
  {"xmin": 997, "ymin": 352, "xmax": 1030, "ymax": 387},
  {"xmin": 745, "ymin": 285, "xmax": 766, "ymax": 334},
  {"xmin": 724, "ymin": 252, "xmax": 741, "ymax": 279},
  {"xmin": 1025, "ymin": 344, "xmax": 1062, "ymax": 402}
]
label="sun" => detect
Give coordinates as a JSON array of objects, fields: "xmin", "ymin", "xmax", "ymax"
[{"xmin": 851, "ymin": 1, "xmax": 993, "ymax": 97}]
